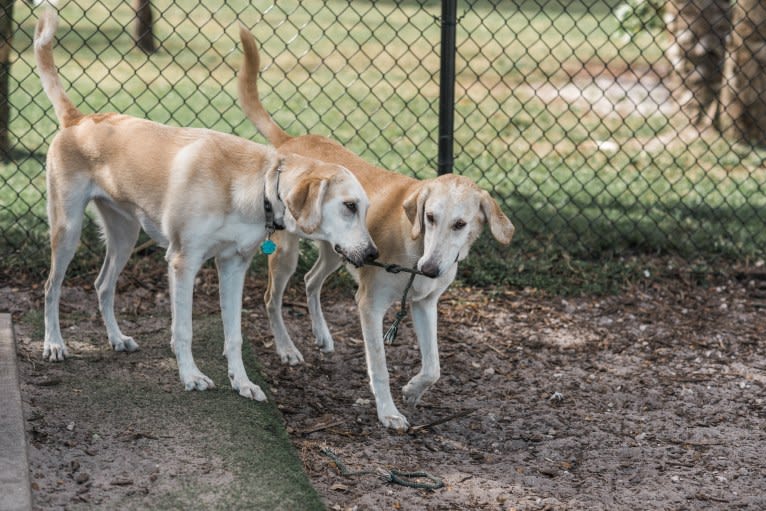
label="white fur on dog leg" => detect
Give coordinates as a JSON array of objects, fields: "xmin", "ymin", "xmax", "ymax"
[
  {"xmin": 312, "ymin": 316, "xmax": 335, "ymax": 353},
  {"xmin": 43, "ymin": 338, "xmax": 68, "ymax": 361},
  {"xmin": 237, "ymin": 382, "xmax": 267, "ymax": 401},
  {"xmin": 377, "ymin": 404, "xmax": 409, "ymax": 431},
  {"xmin": 277, "ymin": 345, "xmax": 304, "ymax": 366},
  {"xmin": 111, "ymin": 335, "xmax": 139, "ymax": 352},
  {"xmin": 182, "ymin": 369, "xmax": 215, "ymax": 391},
  {"xmin": 402, "ymin": 382, "xmax": 425, "ymax": 406},
  {"xmin": 229, "ymin": 374, "xmax": 267, "ymax": 401},
  {"xmin": 313, "ymin": 328, "xmax": 335, "ymax": 354},
  {"xmin": 402, "ymin": 372, "xmax": 439, "ymax": 406}
]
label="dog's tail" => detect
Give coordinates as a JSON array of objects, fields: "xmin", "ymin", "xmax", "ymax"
[
  {"xmin": 34, "ymin": 9, "xmax": 82, "ymax": 128},
  {"xmin": 237, "ymin": 25, "xmax": 291, "ymax": 147}
]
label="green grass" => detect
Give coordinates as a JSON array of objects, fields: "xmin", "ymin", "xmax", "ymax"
[{"xmin": 3, "ymin": 0, "xmax": 765, "ymax": 294}]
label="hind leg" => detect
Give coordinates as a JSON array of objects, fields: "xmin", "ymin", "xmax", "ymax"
[
  {"xmin": 305, "ymin": 241, "xmax": 343, "ymax": 353},
  {"xmin": 43, "ymin": 179, "xmax": 87, "ymax": 361},
  {"xmin": 93, "ymin": 200, "xmax": 141, "ymax": 352}
]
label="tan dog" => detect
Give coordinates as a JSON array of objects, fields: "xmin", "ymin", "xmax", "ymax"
[
  {"xmin": 35, "ymin": 10, "xmax": 377, "ymax": 400},
  {"xmin": 238, "ymin": 27, "xmax": 514, "ymax": 430}
]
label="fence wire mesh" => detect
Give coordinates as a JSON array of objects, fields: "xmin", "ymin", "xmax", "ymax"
[{"xmin": 2, "ymin": 0, "xmax": 765, "ymax": 276}]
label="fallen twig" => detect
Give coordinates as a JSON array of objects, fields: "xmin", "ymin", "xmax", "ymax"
[
  {"xmin": 409, "ymin": 408, "xmax": 476, "ymax": 433},
  {"xmin": 299, "ymin": 418, "xmax": 348, "ymax": 435}
]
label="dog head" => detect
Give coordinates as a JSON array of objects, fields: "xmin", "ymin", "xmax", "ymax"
[
  {"xmin": 280, "ymin": 154, "xmax": 378, "ymax": 266},
  {"xmin": 403, "ymin": 174, "xmax": 514, "ymax": 278}
]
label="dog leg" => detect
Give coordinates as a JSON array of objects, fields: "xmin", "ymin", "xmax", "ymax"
[
  {"xmin": 358, "ymin": 289, "xmax": 409, "ymax": 431},
  {"xmin": 305, "ymin": 241, "xmax": 343, "ymax": 353},
  {"xmin": 93, "ymin": 200, "xmax": 140, "ymax": 353},
  {"xmin": 217, "ymin": 253, "xmax": 266, "ymax": 401},
  {"xmin": 43, "ymin": 196, "xmax": 86, "ymax": 362},
  {"xmin": 168, "ymin": 250, "xmax": 214, "ymax": 391},
  {"xmin": 264, "ymin": 233, "xmax": 303, "ymax": 365},
  {"xmin": 402, "ymin": 295, "xmax": 441, "ymax": 406}
]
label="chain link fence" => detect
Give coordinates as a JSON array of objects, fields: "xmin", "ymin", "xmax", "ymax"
[{"xmin": 2, "ymin": 0, "xmax": 765, "ymax": 277}]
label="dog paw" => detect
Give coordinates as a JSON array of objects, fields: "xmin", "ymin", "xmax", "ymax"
[
  {"xmin": 181, "ymin": 370, "xmax": 215, "ymax": 391},
  {"xmin": 231, "ymin": 377, "xmax": 267, "ymax": 401},
  {"xmin": 277, "ymin": 346, "xmax": 304, "ymax": 366},
  {"xmin": 402, "ymin": 383, "xmax": 425, "ymax": 406},
  {"xmin": 312, "ymin": 323, "xmax": 335, "ymax": 353},
  {"xmin": 402, "ymin": 373, "xmax": 438, "ymax": 406},
  {"xmin": 314, "ymin": 334, "xmax": 335, "ymax": 354},
  {"xmin": 111, "ymin": 335, "xmax": 139, "ymax": 353},
  {"xmin": 43, "ymin": 339, "xmax": 68, "ymax": 361},
  {"xmin": 377, "ymin": 406, "xmax": 410, "ymax": 432}
]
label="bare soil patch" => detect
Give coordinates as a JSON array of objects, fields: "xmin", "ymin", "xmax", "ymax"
[{"xmin": 4, "ymin": 268, "xmax": 766, "ymax": 510}]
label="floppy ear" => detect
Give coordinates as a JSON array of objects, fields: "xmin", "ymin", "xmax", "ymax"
[
  {"xmin": 403, "ymin": 185, "xmax": 430, "ymax": 240},
  {"xmin": 285, "ymin": 178, "xmax": 328, "ymax": 234},
  {"xmin": 480, "ymin": 190, "xmax": 515, "ymax": 245}
]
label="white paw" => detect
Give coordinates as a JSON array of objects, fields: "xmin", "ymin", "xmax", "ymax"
[
  {"xmin": 181, "ymin": 369, "xmax": 215, "ymax": 391},
  {"xmin": 311, "ymin": 324, "xmax": 335, "ymax": 353},
  {"xmin": 230, "ymin": 376, "xmax": 267, "ymax": 401},
  {"xmin": 378, "ymin": 406, "xmax": 410, "ymax": 432},
  {"xmin": 43, "ymin": 338, "xmax": 68, "ymax": 361},
  {"xmin": 314, "ymin": 332, "xmax": 335, "ymax": 354},
  {"xmin": 276, "ymin": 345, "xmax": 304, "ymax": 366},
  {"xmin": 403, "ymin": 376, "xmax": 437, "ymax": 406},
  {"xmin": 402, "ymin": 383, "xmax": 425, "ymax": 406},
  {"xmin": 111, "ymin": 335, "xmax": 139, "ymax": 352}
]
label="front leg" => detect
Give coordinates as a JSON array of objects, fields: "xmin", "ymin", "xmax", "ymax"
[
  {"xmin": 217, "ymin": 253, "xmax": 266, "ymax": 401},
  {"xmin": 357, "ymin": 288, "xmax": 409, "ymax": 431},
  {"xmin": 264, "ymin": 232, "xmax": 304, "ymax": 365},
  {"xmin": 168, "ymin": 251, "xmax": 214, "ymax": 391},
  {"xmin": 305, "ymin": 241, "xmax": 343, "ymax": 353},
  {"xmin": 402, "ymin": 295, "xmax": 440, "ymax": 406}
]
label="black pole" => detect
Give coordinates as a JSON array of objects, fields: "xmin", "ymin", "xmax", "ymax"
[{"xmin": 437, "ymin": 0, "xmax": 457, "ymax": 175}]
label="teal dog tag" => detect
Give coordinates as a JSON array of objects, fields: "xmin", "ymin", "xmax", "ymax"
[{"xmin": 261, "ymin": 239, "xmax": 277, "ymax": 255}]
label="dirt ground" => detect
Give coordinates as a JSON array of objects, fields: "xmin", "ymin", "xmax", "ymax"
[{"xmin": 4, "ymin": 265, "xmax": 766, "ymax": 510}]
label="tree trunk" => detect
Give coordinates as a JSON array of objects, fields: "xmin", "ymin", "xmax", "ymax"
[
  {"xmin": 0, "ymin": 0, "xmax": 13, "ymax": 160},
  {"xmin": 719, "ymin": 0, "xmax": 766, "ymax": 145},
  {"xmin": 133, "ymin": 0, "xmax": 156, "ymax": 54},
  {"xmin": 665, "ymin": 0, "xmax": 731, "ymax": 126}
]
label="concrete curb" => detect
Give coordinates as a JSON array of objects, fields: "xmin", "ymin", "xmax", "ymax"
[{"xmin": 0, "ymin": 313, "xmax": 32, "ymax": 511}]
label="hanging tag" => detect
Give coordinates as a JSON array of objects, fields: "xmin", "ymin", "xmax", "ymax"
[{"xmin": 261, "ymin": 239, "xmax": 277, "ymax": 255}]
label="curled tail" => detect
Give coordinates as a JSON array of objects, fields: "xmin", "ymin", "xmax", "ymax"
[
  {"xmin": 237, "ymin": 25, "xmax": 291, "ymax": 147},
  {"xmin": 34, "ymin": 9, "xmax": 82, "ymax": 127}
]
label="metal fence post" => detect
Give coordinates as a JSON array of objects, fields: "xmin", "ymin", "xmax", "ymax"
[
  {"xmin": 0, "ymin": 0, "xmax": 13, "ymax": 161},
  {"xmin": 437, "ymin": 0, "xmax": 457, "ymax": 175}
]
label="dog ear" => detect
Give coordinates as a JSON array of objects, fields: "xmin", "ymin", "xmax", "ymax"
[
  {"xmin": 403, "ymin": 185, "xmax": 430, "ymax": 240},
  {"xmin": 480, "ymin": 190, "xmax": 515, "ymax": 245},
  {"xmin": 285, "ymin": 178, "xmax": 328, "ymax": 234}
]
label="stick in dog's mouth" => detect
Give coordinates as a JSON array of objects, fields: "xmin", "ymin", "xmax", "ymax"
[
  {"xmin": 334, "ymin": 245, "xmax": 362, "ymax": 267},
  {"xmin": 334, "ymin": 244, "xmax": 379, "ymax": 268}
]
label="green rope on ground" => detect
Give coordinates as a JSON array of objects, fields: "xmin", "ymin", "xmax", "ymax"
[
  {"xmin": 320, "ymin": 448, "xmax": 374, "ymax": 477},
  {"xmin": 383, "ymin": 470, "xmax": 444, "ymax": 490},
  {"xmin": 319, "ymin": 447, "xmax": 444, "ymax": 490}
]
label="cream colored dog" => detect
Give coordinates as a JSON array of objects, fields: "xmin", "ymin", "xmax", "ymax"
[
  {"xmin": 238, "ymin": 27, "xmax": 515, "ymax": 430},
  {"xmin": 35, "ymin": 10, "xmax": 377, "ymax": 400}
]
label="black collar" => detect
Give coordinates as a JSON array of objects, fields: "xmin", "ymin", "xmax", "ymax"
[{"xmin": 264, "ymin": 158, "xmax": 285, "ymax": 233}]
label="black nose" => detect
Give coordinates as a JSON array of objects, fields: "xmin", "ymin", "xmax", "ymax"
[
  {"xmin": 420, "ymin": 261, "xmax": 439, "ymax": 278},
  {"xmin": 365, "ymin": 246, "xmax": 379, "ymax": 262}
]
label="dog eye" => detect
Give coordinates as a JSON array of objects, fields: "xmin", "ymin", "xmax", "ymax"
[
  {"xmin": 426, "ymin": 213, "xmax": 435, "ymax": 224},
  {"xmin": 452, "ymin": 220, "xmax": 466, "ymax": 230},
  {"xmin": 344, "ymin": 201, "xmax": 357, "ymax": 214}
]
